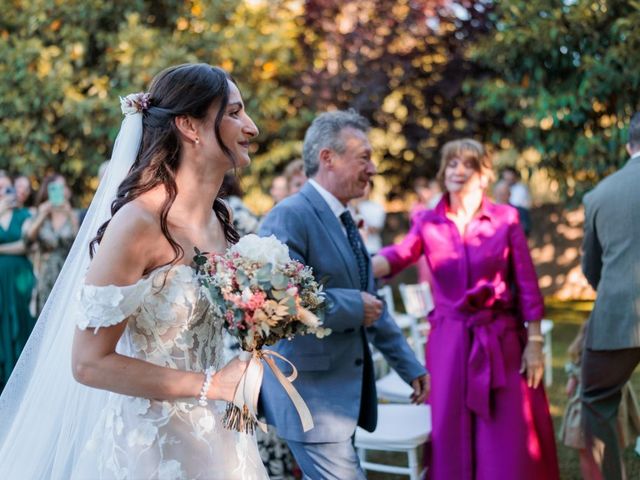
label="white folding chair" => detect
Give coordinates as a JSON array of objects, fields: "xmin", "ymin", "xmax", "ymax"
[
  {"xmin": 378, "ymin": 285, "xmax": 416, "ymax": 330},
  {"xmin": 398, "ymin": 282, "xmax": 434, "ymax": 319},
  {"xmin": 376, "ymin": 369, "xmax": 413, "ymax": 403},
  {"xmin": 356, "ymin": 404, "xmax": 431, "ymax": 480},
  {"xmin": 398, "ymin": 283, "xmax": 434, "ymax": 362}
]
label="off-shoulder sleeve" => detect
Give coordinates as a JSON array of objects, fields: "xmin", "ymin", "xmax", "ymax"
[{"xmin": 77, "ymin": 282, "xmax": 147, "ymax": 331}]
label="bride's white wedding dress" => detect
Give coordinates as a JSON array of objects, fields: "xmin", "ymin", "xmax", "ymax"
[{"xmin": 70, "ymin": 264, "xmax": 268, "ymax": 480}]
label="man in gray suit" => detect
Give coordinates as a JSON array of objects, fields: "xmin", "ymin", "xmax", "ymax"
[
  {"xmin": 581, "ymin": 111, "xmax": 640, "ymax": 480},
  {"xmin": 259, "ymin": 110, "xmax": 428, "ymax": 479}
]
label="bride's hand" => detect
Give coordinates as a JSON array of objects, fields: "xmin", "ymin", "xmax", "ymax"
[{"xmin": 208, "ymin": 357, "xmax": 250, "ymax": 402}]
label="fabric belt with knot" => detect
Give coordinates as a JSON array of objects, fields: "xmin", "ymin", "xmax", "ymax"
[{"xmin": 435, "ymin": 287, "xmax": 518, "ymax": 420}]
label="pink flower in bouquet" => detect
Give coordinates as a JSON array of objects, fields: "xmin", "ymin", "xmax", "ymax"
[{"xmin": 193, "ymin": 235, "xmax": 328, "ymax": 434}]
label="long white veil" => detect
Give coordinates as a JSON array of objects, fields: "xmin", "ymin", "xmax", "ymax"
[{"xmin": 0, "ymin": 110, "xmax": 143, "ymax": 478}]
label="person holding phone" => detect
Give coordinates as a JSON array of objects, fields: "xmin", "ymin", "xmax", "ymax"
[
  {"xmin": 26, "ymin": 173, "xmax": 78, "ymax": 314},
  {"xmin": 0, "ymin": 173, "xmax": 36, "ymax": 390}
]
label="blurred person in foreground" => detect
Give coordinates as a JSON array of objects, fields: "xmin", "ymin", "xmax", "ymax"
[
  {"xmin": 0, "ymin": 173, "xmax": 35, "ymax": 390},
  {"xmin": 25, "ymin": 173, "xmax": 79, "ymax": 314},
  {"xmin": 259, "ymin": 109, "xmax": 427, "ymax": 479},
  {"xmin": 373, "ymin": 138, "xmax": 559, "ymax": 480},
  {"xmin": 580, "ymin": 111, "xmax": 640, "ymax": 480}
]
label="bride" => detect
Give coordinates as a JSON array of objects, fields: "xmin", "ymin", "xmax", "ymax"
[{"xmin": 0, "ymin": 63, "xmax": 268, "ymax": 479}]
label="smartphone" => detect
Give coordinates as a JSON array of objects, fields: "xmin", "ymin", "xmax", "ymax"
[{"xmin": 47, "ymin": 182, "xmax": 65, "ymax": 207}]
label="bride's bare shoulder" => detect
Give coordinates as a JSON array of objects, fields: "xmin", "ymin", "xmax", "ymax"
[
  {"xmin": 86, "ymin": 199, "xmax": 164, "ymax": 285},
  {"xmin": 110, "ymin": 199, "xmax": 162, "ymax": 236}
]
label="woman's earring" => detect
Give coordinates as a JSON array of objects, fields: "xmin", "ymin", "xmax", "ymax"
[{"xmin": 195, "ymin": 137, "xmax": 200, "ymax": 145}]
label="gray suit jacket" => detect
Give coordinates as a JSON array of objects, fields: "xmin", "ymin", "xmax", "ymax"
[
  {"xmin": 258, "ymin": 182, "xmax": 426, "ymax": 442},
  {"xmin": 582, "ymin": 155, "xmax": 640, "ymax": 349}
]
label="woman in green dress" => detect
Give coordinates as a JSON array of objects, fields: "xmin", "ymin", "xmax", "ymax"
[{"xmin": 0, "ymin": 175, "xmax": 35, "ymax": 390}]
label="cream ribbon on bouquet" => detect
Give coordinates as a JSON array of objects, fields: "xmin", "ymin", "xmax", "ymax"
[{"xmin": 227, "ymin": 349, "xmax": 314, "ymax": 434}]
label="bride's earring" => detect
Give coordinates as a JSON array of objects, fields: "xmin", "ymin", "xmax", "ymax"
[{"xmin": 195, "ymin": 137, "xmax": 200, "ymax": 145}]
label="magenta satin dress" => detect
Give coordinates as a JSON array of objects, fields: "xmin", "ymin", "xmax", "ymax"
[{"xmin": 380, "ymin": 196, "xmax": 559, "ymax": 480}]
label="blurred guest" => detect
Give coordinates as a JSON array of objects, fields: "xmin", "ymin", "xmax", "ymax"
[
  {"xmin": 373, "ymin": 138, "xmax": 559, "ymax": 480},
  {"xmin": 501, "ymin": 166, "xmax": 532, "ymax": 209},
  {"xmin": 269, "ymin": 175, "xmax": 289, "ymax": 205},
  {"xmin": 560, "ymin": 321, "xmax": 640, "ymax": 480},
  {"xmin": 14, "ymin": 175, "xmax": 34, "ymax": 213},
  {"xmin": 493, "ymin": 179, "xmax": 531, "ymax": 236},
  {"xmin": 25, "ymin": 173, "xmax": 78, "ymax": 314},
  {"xmin": 283, "ymin": 158, "xmax": 307, "ymax": 195},
  {"xmin": 0, "ymin": 174, "xmax": 35, "ymax": 390},
  {"xmin": 80, "ymin": 160, "xmax": 111, "ymax": 226},
  {"xmin": 580, "ymin": 111, "xmax": 640, "ymax": 479},
  {"xmin": 352, "ymin": 180, "xmax": 386, "ymax": 254},
  {"xmin": 410, "ymin": 176, "xmax": 442, "ymax": 218},
  {"xmin": 220, "ymin": 173, "xmax": 260, "ymax": 237}
]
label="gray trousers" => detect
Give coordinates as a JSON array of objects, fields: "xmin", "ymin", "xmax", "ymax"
[
  {"xmin": 287, "ymin": 437, "xmax": 367, "ymax": 480},
  {"xmin": 581, "ymin": 347, "xmax": 640, "ymax": 480}
]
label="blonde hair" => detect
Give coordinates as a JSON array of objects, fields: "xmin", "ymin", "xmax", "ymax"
[{"xmin": 436, "ymin": 138, "xmax": 494, "ymax": 192}]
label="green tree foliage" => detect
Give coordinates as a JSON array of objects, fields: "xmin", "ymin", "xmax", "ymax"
[
  {"xmin": 298, "ymin": 0, "xmax": 493, "ymax": 197},
  {"xmin": 470, "ymin": 0, "xmax": 640, "ymax": 200},
  {"xmin": 1, "ymin": 0, "xmax": 498, "ymax": 206},
  {"xmin": 0, "ymin": 0, "xmax": 309, "ymax": 205}
]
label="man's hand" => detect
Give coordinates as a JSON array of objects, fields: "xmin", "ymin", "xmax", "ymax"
[
  {"xmin": 361, "ymin": 292, "xmax": 383, "ymax": 327},
  {"xmin": 410, "ymin": 374, "xmax": 430, "ymax": 404}
]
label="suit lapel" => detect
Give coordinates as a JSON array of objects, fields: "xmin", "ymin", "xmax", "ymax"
[{"xmin": 300, "ymin": 183, "xmax": 361, "ymax": 289}]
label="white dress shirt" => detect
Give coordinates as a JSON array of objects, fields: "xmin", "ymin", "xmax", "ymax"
[{"xmin": 308, "ymin": 179, "xmax": 350, "ymax": 236}]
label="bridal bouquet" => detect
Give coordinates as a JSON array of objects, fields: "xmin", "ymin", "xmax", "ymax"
[{"xmin": 194, "ymin": 234, "xmax": 329, "ymax": 433}]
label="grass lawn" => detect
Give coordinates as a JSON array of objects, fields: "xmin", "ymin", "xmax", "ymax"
[{"xmin": 366, "ymin": 300, "xmax": 640, "ymax": 479}]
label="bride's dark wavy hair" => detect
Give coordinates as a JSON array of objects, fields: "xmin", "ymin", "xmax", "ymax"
[{"xmin": 90, "ymin": 63, "xmax": 240, "ymax": 264}]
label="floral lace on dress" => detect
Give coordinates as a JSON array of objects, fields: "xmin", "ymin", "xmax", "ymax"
[{"xmin": 71, "ymin": 265, "xmax": 268, "ymax": 480}]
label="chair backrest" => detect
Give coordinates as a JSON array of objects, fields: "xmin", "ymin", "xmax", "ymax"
[
  {"xmin": 399, "ymin": 282, "xmax": 434, "ymax": 319},
  {"xmin": 377, "ymin": 285, "xmax": 396, "ymax": 312}
]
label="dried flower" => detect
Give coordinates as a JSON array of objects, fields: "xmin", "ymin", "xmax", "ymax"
[{"xmin": 120, "ymin": 92, "xmax": 151, "ymax": 115}]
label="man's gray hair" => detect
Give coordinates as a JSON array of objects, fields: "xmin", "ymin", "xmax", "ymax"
[{"xmin": 302, "ymin": 109, "xmax": 370, "ymax": 178}]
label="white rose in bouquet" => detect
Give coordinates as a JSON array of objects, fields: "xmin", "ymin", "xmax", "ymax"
[{"xmin": 230, "ymin": 234, "xmax": 291, "ymax": 267}]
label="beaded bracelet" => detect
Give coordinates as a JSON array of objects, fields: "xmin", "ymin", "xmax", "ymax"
[
  {"xmin": 527, "ymin": 335, "xmax": 545, "ymax": 343},
  {"xmin": 198, "ymin": 366, "xmax": 216, "ymax": 407}
]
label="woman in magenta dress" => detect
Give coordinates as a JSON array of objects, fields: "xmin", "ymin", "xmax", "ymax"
[{"xmin": 373, "ymin": 139, "xmax": 559, "ymax": 480}]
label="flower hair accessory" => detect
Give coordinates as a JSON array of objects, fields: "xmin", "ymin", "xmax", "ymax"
[{"xmin": 120, "ymin": 92, "xmax": 151, "ymax": 115}]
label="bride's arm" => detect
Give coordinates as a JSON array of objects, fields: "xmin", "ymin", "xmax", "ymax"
[
  {"xmin": 72, "ymin": 204, "xmax": 246, "ymax": 402},
  {"xmin": 72, "ymin": 326, "xmax": 246, "ymax": 402}
]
